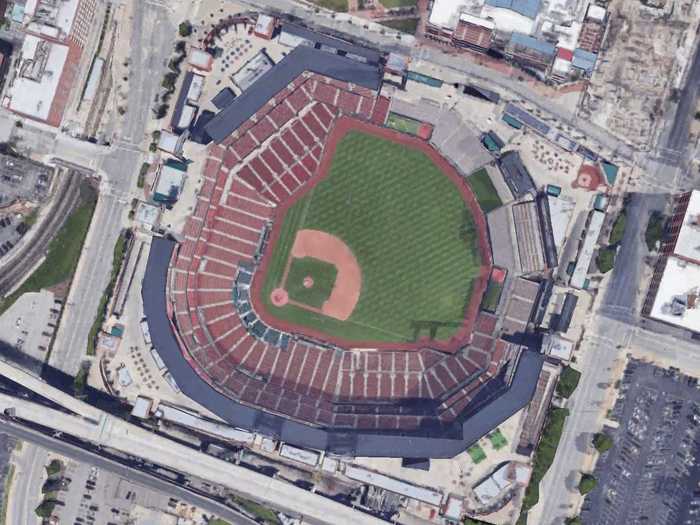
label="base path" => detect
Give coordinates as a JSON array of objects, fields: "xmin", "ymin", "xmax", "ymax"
[{"xmin": 289, "ymin": 229, "xmax": 361, "ymax": 321}]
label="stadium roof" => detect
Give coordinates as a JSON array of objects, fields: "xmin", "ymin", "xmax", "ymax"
[
  {"xmin": 143, "ymin": 238, "xmax": 544, "ymax": 458},
  {"xmin": 205, "ymin": 46, "xmax": 383, "ymax": 143},
  {"xmin": 498, "ymin": 150, "xmax": 536, "ymax": 199},
  {"xmin": 211, "ymin": 87, "xmax": 236, "ymax": 110},
  {"xmin": 485, "ymin": 0, "xmax": 542, "ymax": 19}
]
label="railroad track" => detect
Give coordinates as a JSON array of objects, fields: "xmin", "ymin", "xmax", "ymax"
[{"xmin": 0, "ymin": 170, "xmax": 83, "ymax": 297}]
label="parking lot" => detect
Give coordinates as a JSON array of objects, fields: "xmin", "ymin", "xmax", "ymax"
[
  {"xmin": 0, "ymin": 153, "xmax": 54, "ymax": 207},
  {"xmin": 0, "ymin": 214, "xmax": 21, "ymax": 259},
  {"xmin": 582, "ymin": 358, "xmax": 700, "ymax": 525}
]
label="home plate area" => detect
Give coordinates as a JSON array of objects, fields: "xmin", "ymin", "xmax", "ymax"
[{"xmin": 276, "ymin": 229, "xmax": 361, "ymax": 321}]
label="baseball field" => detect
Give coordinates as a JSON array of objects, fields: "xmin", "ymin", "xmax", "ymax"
[{"xmin": 260, "ymin": 129, "xmax": 483, "ymax": 344}]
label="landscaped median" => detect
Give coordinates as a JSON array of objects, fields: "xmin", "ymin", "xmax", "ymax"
[
  {"xmin": 519, "ymin": 407, "xmax": 571, "ymax": 520},
  {"xmin": 0, "ymin": 182, "xmax": 98, "ymax": 316},
  {"xmin": 86, "ymin": 229, "xmax": 130, "ymax": 355}
]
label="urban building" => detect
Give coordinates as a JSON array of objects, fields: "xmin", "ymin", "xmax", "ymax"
[
  {"xmin": 644, "ymin": 190, "xmax": 700, "ymax": 333},
  {"xmin": 3, "ymin": 0, "xmax": 97, "ymax": 126}
]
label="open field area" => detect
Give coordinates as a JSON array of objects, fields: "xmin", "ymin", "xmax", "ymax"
[{"xmin": 261, "ymin": 130, "xmax": 482, "ymax": 343}]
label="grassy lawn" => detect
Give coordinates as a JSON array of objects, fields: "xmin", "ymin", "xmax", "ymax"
[
  {"xmin": 86, "ymin": 231, "xmax": 129, "ymax": 355},
  {"xmin": 285, "ymin": 256, "xmax": 337, "ymax": 308},
  {"xmin": 0, "ymin": 183, "xmax": 97, "ymax": 315},
  {"xmin": 378, "ymin": 18, "xmax": 419, "ymax": 34},
  {"xmin": 468, "ymin": 444, "xmax": 486, "ymax": 464},
  {"xmin": 467, "ymin": 168, "xmax": 502, "ymax": 213},
  {"xmin": 556, "ymin": 365, "xmax": 581, "ymax": 398},
  {"xmin": 488, "ymin": 429, "xmax": 507, "ymax": 450},
  {"xmin": 380, "ymin": 0, "xmax": 418, "ymax": 7},
  {"xmin": 386, "ymin": 112, "xmax": 421, "ymax": 135},
  {"xmin": 311, "ymin": 0, "xmax": 348, "ymax": 12},
  {"xmin": 521, "ymin": 408, "xmax": 570, "ymax": 512},
  {"xmin": 0, "ymin": 465, "xmax": 14, "ymax": 525},
  {"xmin": 481, "ymin": 278, "xmax": 503, "ymax": 312},
  {"xmin": 229, "ymin": 495, "xmax": 280, "ymax": 525},
  {"xmin": 262, "ymin": 131, "xmax": 482, "ymax": 343}
]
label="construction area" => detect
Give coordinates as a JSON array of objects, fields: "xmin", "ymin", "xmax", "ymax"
[{"xmin": 579, "ymin": 0, "xmax": 700, "ymax": 149}]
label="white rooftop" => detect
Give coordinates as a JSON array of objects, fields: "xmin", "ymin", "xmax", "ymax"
[
  {"xmin": 24, "ymin": 0, "xmax": 80, "ymax": 37},
  {"xmin": 157, "ymin": 404, "xmax": 254, "ymax": 443},
  {"xmin": 7, "ymin": 34, "xmax": 68, "ymax": 121},
  {"xmin": 481, "ymin": 5, "xmax": 536, "ymax": 34},
  {"xmin": 428, "ymin": 0, "xmax": 474, "ymax": 29},
  {"xmin": 55, "ymin": 0, "xmax": 80, "ymax": 35},
  {"xmin": 547, "ymin": 194, "xmax": 575, "ymax": 254},
  {"xmin": 649, "ymin": 256, "xmax": 700, "ymax": 332},
  {"xmin": 157, "ymin": 130, "xmax": 181, "ymax": 155},
  {"xmin": 542, "ymin": 333, "xmax": 574, "ymax": 361},
  {"xmin": 570, "ymin": 210, "xmax": 604, "ymax": 289},
  {"xmin": 672, "ymin": 190, "xmax": 700, "ymax": 263},
  {"xmin": 344, "ymin": 465, "xmax": 444, "ymax": 506},
  {"xmin": 135, "ymin": 201, "xmax": 161, "ymax": 228},
  {"xmin": 587, "ymin": 4, "xmax": 606, "ymax": 22},
  {"xmin": 279, "ymin": 444, "xmax": 320, "ymax": 466},
  {"xmin": 187, "ymin": 74, "xmax": 205, "ymax": 102},
  {"xmin": 189, "ymin": 48, "xmax": 213, "ymax": 72},
  {"xmin": 459, "ymin": 12, "xmax": 495, "ymax": 30}
]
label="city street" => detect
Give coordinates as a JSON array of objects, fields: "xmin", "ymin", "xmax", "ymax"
[
  {"xmin": 6, "ymin": 442, "xmax": 46, "ymax": 525},
  {"xmin": 534, "ymin": 35, "xmax": 700, "ymax": 522},
  {"xmin": 49, "ymin": 0, "xmax": 176, "ymax": 376}
]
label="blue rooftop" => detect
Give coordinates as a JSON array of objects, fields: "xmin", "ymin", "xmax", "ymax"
[
  {"xmin": 485, "ymin": 0, "xmax": 542, "ymax": 19},
  {"xmin": 572, "ymin": 48, "xmax": 598, "ymax": 73},
  {"xmin": 509, "ymin": 32, "xmax": 556, "ymax": 57}
]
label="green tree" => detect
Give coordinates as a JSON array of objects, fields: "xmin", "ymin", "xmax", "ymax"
[
  {"xmin": 578, "ymin": 473, "xmax": 597, "ymax": 495},
  {"xmin": 593, "ymin": 432, "xmax": 613, "ymax": 453},
  {"xmin": 178, "ymin": 21, "xmax": 192, "ymax": 37},
  {"xmin": 556, "ymin": 366, "xmax": 581, "ymax": 398}
]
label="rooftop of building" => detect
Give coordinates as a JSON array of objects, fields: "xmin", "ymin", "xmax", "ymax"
[
  {"xmin": 672, "ymin": 189, "xmax": 700, "ymax": 264},
  {"xmin": 6, "ymin": 33, "xmax": 68, "ymax": 122}
]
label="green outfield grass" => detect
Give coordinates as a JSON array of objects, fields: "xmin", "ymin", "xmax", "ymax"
[
  {"xmin": 467, "ymin": 168, "xmax": 503, "ymax": 213},
  {"xmin": 261, "ymin": 131, "xmax": 482, "ymax": 343},
  {"xmin": 285, "ymin": 257, "xmax": 337, "ymax": 308}
]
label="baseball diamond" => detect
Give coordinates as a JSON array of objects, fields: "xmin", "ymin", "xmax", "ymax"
[{"xmin": 256, "ymin": 125, "xmax": 485, "ymax": 345}]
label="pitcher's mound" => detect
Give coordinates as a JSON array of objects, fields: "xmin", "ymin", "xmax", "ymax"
[{"xmin": 303, "ymin": 276, "xmax": 314, "ymax": 289}]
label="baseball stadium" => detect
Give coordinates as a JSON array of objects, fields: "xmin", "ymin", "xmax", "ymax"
[{"xmin": 143, "ymin": 41, "xmax": 543, "ymax": 458}]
